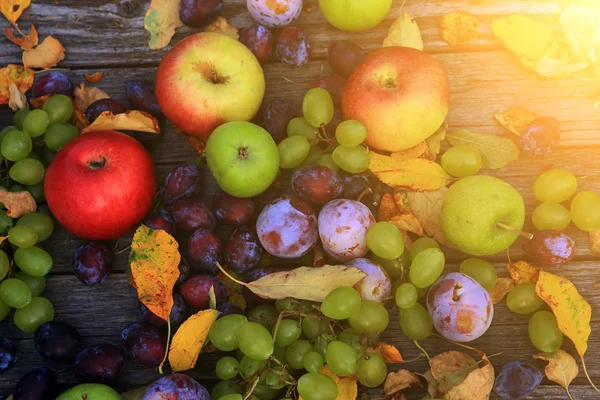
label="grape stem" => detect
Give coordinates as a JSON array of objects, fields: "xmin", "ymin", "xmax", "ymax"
[
  {"xmin": 157, "ymin": 316, "xmax": 171, "ymax": 375},
  {"xmin": 581, "ymin": 355, "xmax": 600, "ymax": 393},
  {"xmin": 413, "ymin": 340, "xmax": 430, "ymax": 361},
  {"xmin": 495, "ymin": 222, "xmax": 534, "ymax": 240},
  {"xmin": 243, "ymin": 377, "xmax": 260, "ymax": 400}
]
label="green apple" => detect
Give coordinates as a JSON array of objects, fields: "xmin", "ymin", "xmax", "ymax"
[
  {"xmin": 206, "ymin": 121, "xmax": 279, "ymax": 198},
  {"xmin": 318, "ymin": 0, "xmax": 392, "ymax": 32},
  {"xmin": 57, "ymin": 383, "xmax": 122, "ymax": 400},
  {"xmin": 441, "ymin": 175, "xmax": 525, "ymax": 256}
]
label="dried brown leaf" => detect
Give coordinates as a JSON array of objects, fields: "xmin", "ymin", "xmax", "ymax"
[
  {"xmin": 367, "ymin": 342, "xmax": 404, "ymax": 363},
  {"xmin": 22, "ymin": 36, "xmax": 65, "ymax": 69},
  {"xmin": 533, "ymin": 350, "xmax": 579, "ymax": 397},
  {"xmin": 389, "ymin": 214, "xmax": 424, "ymax": 236},
  {"xmin": 390, "ymin": 141, "xmax": 433, "ymax": 161},
  {"xmin": 81, "ymin": 110, "xmax": 161, "ymax": 134},
  {"xmin": 0, "ymin": 190, "xmax": 36, "ymax": 218},
  {"xmin": 383, "ymin": 369, "xmax": 422, "ymax": 395},
  {"xmin": 430, "ymin": 351, "xmax": 477, "ymax": 394},
  {"xmin": 406, "ymin": 188, "xmax": 454, "ymax": 248},
  {"xmin": 84, "ymin": 72, "xmax": 104, "ymax": 83},
  {"xmin": 441, "ymin": 11, "xmax": 479, "ymax": 46},
  {"xmin": 378, "ymin": 193, "xmax": 399, "ymax": 222},
  {"xmin": 393, "ymin": 190, "xmax": 411, "ymax": 214},
  {"xmin": 489, "ymin": 277, "xmax": 514, "ymax": 304},
  {"xmin": 590, "ymin": 228, "xmax": 600, "ymax": 254},
  {"xmin": 444, "ymin": 355, "xmax": 494, "ymax": 400},
  {"xmin": 507, "ymin": 261, "xmax": 539, "ymax": 284},
  {"xmin": 8, "ymin": 81, "xmax": 26, "ymax": 111},
  {"xmin": 426, "ymin": 125, "xmax": 447, "ymax": 159},
  {"xmin": 204, "ymin": 16, "xmax": 239, "ymax": 40},
  {"xmin": 74, "ymin": 82, "xmax": 110, "ymax": 111},
  {"xmin": 4, "ymin": 24, "xmax": 38, "ymax": 51}
]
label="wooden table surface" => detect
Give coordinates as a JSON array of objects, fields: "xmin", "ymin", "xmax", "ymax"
[{"xmin": 1, "ymin": 0, "xmax": 600, "ymax": 399}]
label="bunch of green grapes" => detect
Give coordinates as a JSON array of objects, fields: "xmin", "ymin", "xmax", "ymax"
[
  {"xmin": 209, "ymin": 292, "xmax": 390, "ymax": 400},
  {"xmin": 277, "ymin": 88, "xmax": 370, "ymax": 174},
  {"xmin": 0, "ymin": 94, "xmax": 77, "ymax": 332}
]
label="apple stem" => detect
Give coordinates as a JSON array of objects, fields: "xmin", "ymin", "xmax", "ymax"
[
  {"xmin": 496, "ymin": 222, "xmax": 534, "ymax": 240},
  {"xmin": 210, "ymin": 70, "xmax": 218, "ymax": 84},
  {"xmin": 357, "ymin": 187, "xmax": 373, "ymax": 202},
  {"xmin": 88, "ymin": 156, "xmax": 106, "ymax": 170},
  {"xmin": 452, "ymin": 282, "xmax": 463, "ymax": 301}
]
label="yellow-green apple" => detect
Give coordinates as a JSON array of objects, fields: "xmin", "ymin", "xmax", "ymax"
[
  {"xmin": 155, "ymin": 32, "xmax": 265, "ymax": 138},
  {"xmin": 318, "ymin": 0, "xmax": 392, "ymax": 32},
  {"xmin": 44, "ymin": 130, "xmax": 156, "ymax": 240},
  {"xmin": 342, "ymin": 47, "xmax": 450, "ymax": 152}
]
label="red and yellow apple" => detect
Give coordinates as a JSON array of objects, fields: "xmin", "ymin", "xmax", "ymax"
[
  {"xmin": 155, "ymin": 32, "xmax": 265, "ymax": 138},
  {"xmin": 44, "ymin": 130, "xmax": 156, "ymax": 240},
  {"xmin": 342, "ymin": 47, "xmax": 450, "ymax": 152}
]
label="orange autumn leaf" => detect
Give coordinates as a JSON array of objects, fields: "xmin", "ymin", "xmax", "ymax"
[
  {"xmin": 29, "ymin": 94, "xmax": 51, "ymax": 109},
  {"xmin": 84, "ymin": 72, "xmax": 104, "ymax": 83},
  {"xmin": 81, "ymin": 110, "xmax": 161, "ymax": 134},
  {"xmin": 0, "ymin": 64, "xmax": 34, "ymax": 105},
  {"xmin": 129, "ymin": 225, "xmax": 181, "ymax": 321},
  {"xmin": 368, "ymin": 342, "xmax": 404, "ymax": 363},
  {"xmin": 369, "ymin": 153, "xmax": 452, "ymax": 191},
  {"xmin": 73, "ymin": 82, "xmax": 110, "ymax": 111},
  {"xmin": 183, "ymin": 133, "xmax": 206, "ymax": 154},
  {"xmin": 507, "ymin": 261, "xmax": 539, "ymax": 284},
  {"xmin": 4, "ymin": 24, "xmax": 38, "ymax": 50},
  {"xmin": 389, "ymin": 214, "xmax": 425, "ymax": 236},
  {"xmin": 393, "ymin": 189, "xmax": 411, "ymax": 214},
  {"xmin": 536, "ymin": 270, "xmax": 592, "ymax": 356},
  {"xmin": 440, "ymin": 11, "xmax": 479, "ymax": 46},
  {"xmin": 0, "ymin": 190, "xmax": 36, "ymax": 218},
  {"xmin": 320, "ymin": 365, "xmax": 358, "ymax": 400},
  {"xmin": 589, "ymin": 228, "xmax": 600, "ymax": 254},
  {"xmin": 204, "ymin": 16, "xmax": 239, "ymax": 40},
  {"xmin": 384, "ymin": 369, "xmax": 422, "ymax": 395},
  {"xmin": 494, "ymin": 106, "xmax": 537, "ymax": 136},
  {"xmin": 489, "ymin": 277, "xmax": 514, "ymax": 304},
  {"xmin": 22, "ymin": 35, "xmax": 65, "ymax": 69},
  {"xmin": 0, "ymin": 0, "xmax": 31, "ymax": 24},
  {"xmin": 378, "ymin": 193, "xmax": 399, "ymax": 222},
  {"xmin": 168, "ymin": 309, "xmax": 220, "ymax": 372}
]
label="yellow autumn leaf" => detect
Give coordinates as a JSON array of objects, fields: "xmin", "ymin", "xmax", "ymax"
[
  {"xmin": 507, "ymin": 261, "xmax": 539, "ymax": 284},
  {"xmin": 440, "ymin": 11, "xmax": 479, "ymax": 46},
  {"xmin": 492, "ymin": 14, "xmax": 555, "ymax": 70},
  {"xmin": 383, "ymin": 11, "xmax": 423, "ymax": 50},
  {"xmin": 494, "ymin": 106, "xmax": 537, "ymax": 136},
  {"xmin": 536, "ymin": 56, "xmax": 589, "ymax": 78},
  {"xmin": 590, "ymin": 228, "xmax": 600, "ymax": 254},
  {"xmin": 489, "ymin": 278, "xmax": 514, "ymax": 304},
  {"xmin": 169, "ymin": 309, "xmax": 220, "ymax": 372},
  {"xmin": 560, "ymin": 5, "xmax": 599, "ymax": 62},
  {"xmin": 390, "ymin": 141, "xmax": 432, "ymax": 161},
  {"xmin": 321, "ymin": 365, "xmax": 357, "ymax": 400},
  {"xmin": 144, "ymin": 0, "xmax": 184, "ymax": 50},
  {"xmin": 129, "ymin": 225, "xmax": 181, "ymax": 321},
  {"xmin": 73, "ymin": 82, "xmax": 110, "ymax": 111},
  {"xmin": 367, "ymin": 342, "xmax": 404, "ymax": 363},
  {"xmin": 0, "ymin": 64, "xmax": 34, "ymax": 106},
  {"xmin": 389, "ymin": 214, "xmax": 424, "ymax": 236},
  {"xmin": 535, "ymin": 270, "xmax": 592, "ymax": 355},
  {"xmin": 369, "ymin": 153, "xmax": 452, "ymax": 191},
  {"xmin": 82, "ymin": 110, "xmax": 161, "ymax": 134},
  {"xmin": 0, "ymin": 0, "xmax": 31, "ymax": 25},
  {"xmin": 446, "ymin": 129, "xmax": 520, "ymax": 169},
  {"xmin": 204, "ymin": 16, "xmax": 239, "ymax": 40},
  {"xmin": 533, "ymin": 350, "xmax": 579, "ymax": 399},
  {"xmin": 383, "ymin": 369, "xmax": 422, "ymax": 395},
  {"xmin": 406, "ymin": 188, "xmax": 454, "ymax": 248},
  {"xmin": 426, "ymin": 125, "xmax": 446, "ymax": 159}
]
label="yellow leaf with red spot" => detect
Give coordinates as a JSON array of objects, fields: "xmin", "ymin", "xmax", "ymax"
[
  {"xmin": 144, "ymin": 0, "xmax": 183, "ymax": 50},
  {"xmin": 440, "ymin": 11, "xmax": 479, "ymax": 46},
  {"xmin": 489, "ymin": 278, "xmax": 514, "ymax": 304},
  {"xmin": 507, "ymin": 261, "xmax": 539, "ymax": 284},
  {"xmin": 129, "ymin": 225, "xmax": 181, "ymax": 321},
  {"xmin": 22, "ymin": 36, "xmax": 65, "ymax": 69},
  {"xmin": 168, "ymin": 309, "xmax": 220, "ymax": 372},
  {"xmin": 494, "ymin": 106, "xmax": 537, "ymax": 136},
  {"xmin": 82, "ymin": 110, "xmax": 161, "ymax": 134},
  {"xmin": 536, "ymin": 270, "xmax": 592, "ymax": 355},
  {"xmin": 0, "ymin": 0, "xmax": 31, "ymax": 24},
  {"xmin": 369, "ymin": 153, "xmax": 452, "ymax": 192},
  {"xmin": 367, "ymin": 342, "xmax": 404, "ymax": 363},
  {"xmin": 4, "ymin": 24, "xmax": 38, "ymax": 50},
  {"xmin": 0, "ymin": 64, "xmax": 34, "ymax": 105}
]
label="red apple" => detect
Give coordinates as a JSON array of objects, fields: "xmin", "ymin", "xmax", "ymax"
[
  {"xmin": 155, "ymin": 32, "xmax": 265, "ymax": 138},
  {"xmin": 342, "ymin": 47, "xmax": 450, "ymax": 152},
  {"xmin": 44, "ymin": 130, "xmax": 156, "ymax": 240}
]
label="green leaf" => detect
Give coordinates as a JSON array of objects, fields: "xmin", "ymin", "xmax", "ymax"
[{"xmin": 446, "ymin": 129, "xmax": 520, "ymax": 170}]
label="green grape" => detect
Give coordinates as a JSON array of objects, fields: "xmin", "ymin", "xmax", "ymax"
[
  {"xmin": 42, "ymin": 94, "xmax": 73, "ymax": 124},
  {"xmin": 253, "ymin": 382, "xmax": 280, "ymax": 400},
  {"xmin": 217, "ymin": 395, "xmax": 242, "ymax": 400},
  {"xmin": 273, "ymin": 344, "xmax": 287, "ymax": 361},
  {"xmin": 570, "ymin": 191, "xmax": 600, "ymax": 231},
  {"xmin": 17, "ymin": 213, "xmax": 54, "ymax": 242},
  {"xmin": 215, "ymin": 356, "xmax": 239, "ymax": 380},
  {"xmin": 303, "ymin": 351, "xmax": 325, "ymax": 373},
  {"xmin": 336, "ymin": 328, "xmax": 365, "ymax": 355},
  {"xmin": 303, "ymin": 88, "xmax": 334, "ymax": 128},
  {"xmin": 0, "ymin": 278, "xmax": 31, "ymax": 308},
  {"xmin": 314, "ymin": 333, "xmax": 335, "ymax": 358},
  {"xmin": 44, "ymin": 122, "xmax": 78, "ymax": 151},
  {"xmin": 326, "ymin": 341, "xmax": 358, "ymax": 376},
  {"xmin": 261, "ymin": 370, "xmax": 287, "ymax": 389},
  {"xmin": 13, "ymin": 109, "xmax": 29, "ymax": 130},
  {"xmin": 332, "ymin": 145, "xmax": 370, "ymax": 174},
  {"xmin": 300, "ymin": 146, "xmax": 326, "ymax": 168},
  {"xmin": 416, "ymin": 285, "xmax": 429, "ymax": 299},
  {"xmin": 236, "ymin": 322, "xmax": 274, "ymax": 360},
  {"xmin": 335, "ymin": 120, "xmax": 367, "ymax": 147},
  {"xmin": 409, "ymin": 237, "xmax": 440, "ymax": 261},
  {"xmin": 399, "ymin": 303, "xmax": 433, "ymax": 341},
  {"xmin": 10, "ymin": 184, "xmax": 24, "ymax": 192},
  {"xmin": 14, "ymin": 296, "xmax": 54, "ymax": 332},
  {"xmin": 278, "ymin": 136, "xmax": 311, "ymax": 169},
  {"xmin": 367, "ymin": 221, "xmax": 405, "ymax": 260},
  {"xmin": 0, "ymin": 250, "xmax": 8, "ymax": 280},
  {"xmin": 357, "ymin": 353, "xmax": 387, "ymax": 388},
  {"xmin": 286, "ymin": 340, "xmax": 313, "ymax": 369},
  {"xmin": 441, "ymin": 146, "xmax": 482, "ymax": 178},
  {"xmin": 238, "ymin": 355, "xmax": 266, "ymax": 379},
  {"xmin": 532, "ymin": 203, "xmax": 571, "ymax": 231},
  {"xmin": 533, "ymin": 169, "xmax": 577, "ymax": 203},
  {"xmin": 10, "ymin": 158, "xmax": 45, "ymax": 185},
  {"xmin": 348, "ymin": 300, "xmax": 389, "ymax": 335},
  {"xmin": 36, "ymin": 146, "xmax": 55, "ymax": 167},
  {"xmin": 409, "ymin": 248, "xmax": 445, "ymax": 288},
  {"xmin": 14, "ymin": 247, "xmax": 53, "ymax": 277},
  {"xmin": 371, "ymin": 252, "xmax": 409, "ymax": 278},
  {"xmin": 248, "ymin": 304, "xmax": 278, "ymax": 328},
  {"xmin": 297, "ymin": 372, "xmax": 338, "ymax": 400},
  {"xmin": 25, "ymin": 182, "xmax": 46, "ymax": 203},
  {"xmin": 0, "ymin": 211, "xmax": 13, "ymax": 234},
  {"xmin": 275, "ymin": 297, "xmax": 302, "ymax": 312},
  {"xmin": 211, "ymin": 380, "xmax": 243, "ymax": 399},
  {"xmin": 208, "ymin": 314, "xmax": 248, "ymax": 351},
  {"xmin": 8, "ymin": 225, "xmax": 38, "ymax": 248},
  {"xmin": 288, "ymin": 117, "xmax": 318, "ymax": 141},
  {"xmin": 528, "ymin": 310, "xmax": 563, "ymax": 353},
  {"xmin": 507, "ymin": 283, "xmax": 544, "ymax": 315},
  {"xmin": 27, "ymin": 150, "xmax": 42, "ymax": 161},
  {"xmin": 395, "ymin": 283, "xmax": 418, "ymax": 309},
  {"xmin": 1, "ymin": 130, "xmax": 32, "ymax": 161},
  {"xmin": 316, "ymin": 153, "xmax": 339, "ymax": 172},
  {"xmin": 302, "ymin": 316, "xmax": 329, "ymax": 339},
  {"xmin": 22, "ymin": 110, "xmax": 50, "ymax": 138},
  {"xmin": 273, "ymin": 318, "xmax": 302, "ymax": 347},
  {"xmin": 16, "ymin": 271, "xmax": 45, "ymax": 297},
  {"xmin": 459, "ymin": 258, "xmax": 497, "ymax": 291},
  {"xmin": 321, "ymin": 286, "xmax": 361, "ymax": 320},
  {"xmin": 0, "ymin": 298, "xmax": 9, "ymax": 321},
  {"xmin": 0, "ymin": 126, "xmax": 17, "ymax": 144}
]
